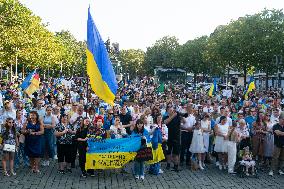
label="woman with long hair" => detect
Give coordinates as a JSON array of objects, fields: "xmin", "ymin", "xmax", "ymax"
[
  {"xmin": 131, "ymin": 119, "xmax": 149, "ymax": 180},
  {"xmin": 22, "ymin": 111, "xmax": 44, "ymax": 173},
  {"xmin": 14, "ymin": 110, "xmax": 28, "ymax": 168},
  {"xmin": 75, "ymin": 117, "xmax": 90, "ymax": 178},
  {"xmin": 252, "ymin": 109, "xmax": 266, "ymax": 163},
  {"xmin": 1, "ymin": 117, "xmax": 19, "ymax": 176},
  {"xmin": 42, "ymin": 106, "xmax": 56, "ymax": 166}
]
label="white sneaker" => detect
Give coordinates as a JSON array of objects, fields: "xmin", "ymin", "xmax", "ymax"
[
  {"xmin": 219, "ymin": 165, "xmax": 223, "ymax": 170},
  {"xmin": 158, "ymin": 169, "xmax": 164, "ymax": 174},
  {"xmin": 202, "ymin": 162, "xmax": 206, "ymax": 167},
  {"xmin": 54, "ymin": 155, "xmax": 58, "ymax": 160},
  {"xmin": 216, "ymin": 161, "xmax": 220, "ymax": 166},
  {"xmin": 41, "ymin": 161, "xmax": 46, "ymax": 166},
  {"xmin": 279, "ymin": 170, "xmax": 284, "ymax": 175},
  {"xmin": 135, "ymin": 175, "xmax": 139, "ymax": 179},
  {"xmin": 46, "ymin": 161, "xmax": 50, "ymax": 166},
  {"xmin": 199, "ymin": 162, "xmax": 204, "ymax": 170},
  {"xmin": 269, "ymin": 170, "xmax": 274, "ymax": 176},
  {"xmin": 140, "ymin": 175, "xmax": 144, "ymax": 180},
  {"xmin": 223, "ymin": 165, "xmax": 227, "ymax": 170}
]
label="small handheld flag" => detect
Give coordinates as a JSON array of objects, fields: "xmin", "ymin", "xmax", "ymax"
[
  {"xmin": 208, "ymin": 78, "xmax": 217, "ymax": 97},
  {"xmin": 244, "ymin": 77, "xmax": 256, "ymax": 100},
  {"xmin": 20, "ymin": 70, "xmax": 40, "ymax": 96},
  {"xmin": 86, "ymin": 7, "xmax": 118, "ymax": 106}
]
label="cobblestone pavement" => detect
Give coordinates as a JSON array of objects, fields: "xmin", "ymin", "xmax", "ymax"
[{"xmin": 0, "ymin": 161, "xmax": 283, "ymax": 189}]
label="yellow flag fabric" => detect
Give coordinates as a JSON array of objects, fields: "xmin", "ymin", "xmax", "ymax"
[{"xmin": 244, "ymin": 77, "xmax": 256, "ymax": 100}]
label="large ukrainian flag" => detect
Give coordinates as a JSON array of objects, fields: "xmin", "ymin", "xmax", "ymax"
[{"xmin": 86, "ymin": 7, "xmax": 118, "ymax": 105}]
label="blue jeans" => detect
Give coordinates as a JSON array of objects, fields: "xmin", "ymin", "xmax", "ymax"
[
  {"xmin": 15, "ymin": 143, "xmax": 29, "ymax": 167},
  {"xmin": 134, "ymin": 161, "xmax": 145, "ymax": 176},
  {"xmin": 43, "ymin": 129, "xmax": 54, "ymax": 158}
]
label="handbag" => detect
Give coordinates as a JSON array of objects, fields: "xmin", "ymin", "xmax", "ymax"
[{"xmin": 3, "ymin": 144, "xmax": 16, "ymax": 152}]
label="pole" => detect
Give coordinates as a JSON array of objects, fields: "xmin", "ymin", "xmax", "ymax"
[
  {"xmin": 85, "ymin": 76, "xmax": 89, "ymax": 117},
  {"xmin": 15, "ymin": 47, "xmax": 18, "ymax": 79},
  {"xmin": 278, "ymin": 55, "xmax": 282, "ymax": 89},
  {"xmin": 10, "ymin": 62, "xmax": 13, "ymax": 82}
]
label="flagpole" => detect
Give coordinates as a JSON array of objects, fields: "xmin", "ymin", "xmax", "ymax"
[{"xmin": 85, "ymin": 76, "xmax": 89, "ymax": 117}]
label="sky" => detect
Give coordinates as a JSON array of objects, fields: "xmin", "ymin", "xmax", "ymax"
[{"xmin": 20, "ymin": 0, "xmax": 284, "ymax": 51}]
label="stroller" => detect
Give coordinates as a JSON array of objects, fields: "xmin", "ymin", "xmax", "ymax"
[{"xmin": 235, "ymin": 147, "xmax": 258, "ymax": 178}]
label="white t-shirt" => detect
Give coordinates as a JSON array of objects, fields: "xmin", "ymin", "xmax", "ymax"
[{"xmin": 182, "ymin": 114, "xmax": 196, "ymax": 132}]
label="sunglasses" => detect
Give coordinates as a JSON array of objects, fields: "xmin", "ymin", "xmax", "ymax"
[{"xmin": 8, "ymin": 121, "xmax": 14, "ymax": 124}]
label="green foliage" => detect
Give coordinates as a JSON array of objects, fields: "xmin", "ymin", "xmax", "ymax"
[
  {"xmin": 118, "ymin": 49, "xmax": 145, "ymax": 78},
  {"xmin": 144, "ymin": 36, "xmax": 180, "ymax": 75},
  {"xmin": 0, "ymin": 0, "xmax": 86, "ymax": 77}
]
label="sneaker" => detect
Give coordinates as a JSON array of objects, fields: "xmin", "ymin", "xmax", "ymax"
[
  {"xmin": 219, "ymin": 165, "xmax": 223, "ymax": 170},
  {"xmin": 216, "ymin": 161, "xmax": 220, "ymax": 167},
  {"xmin": 166, "ymin": 163, "xmax": 171, "ymax": 170},
  {"xmin": 140, "ymin": 175, "xmax": 144, "ymax": 180},
  {"xmin": 81, "ymin": 173, "xmax": 87, "ymax": 178},
  {"xmin": 10, "ymin": 171, "xmax": 16, "ymax": 176},
  {"xmin": 54, "ymin": 155, "xmax": 58, "ymax": 160},
  {"xmin": 269, "ymin": 170, "xmax": 273, "ymax": 176},
  {"xmin": 279, "ymin": 170, "xmax": 284, "ymax": 175},
  {"xmin": 46, "ymin": 160, "xmax": 50, "ymax": 166},
  {"xmin": 3, "ymin": 171, "xmax": 10, "ymax": 177},
  {"xmin": 135, "ymin": 175, "xmax": 139, "ymax": 179},
  {"xmin": 246, "ymin": 172, "xmax": 250, "ymax": 176},
  {"xmin": 223, "ymin": 165, "xmax": 227, "ymax": 170},
  {"xmin": 58, "ymin": 170, "xmax": 65, "ymax": 174},
  {"xmin": 228, "ymin": 170, "xmax": 236, "ymax": 174},
  {"xmin": 90, "ymin": 173, "xmax": 95, "ymax": 177},
  {"xmin": 158, "ymin": 169, "xmax": 164, "ymax": 174},
  {"xmin": 202, "ymin": 162, "xmax": 206, "ymax": 168},
  {"xmin": 41, "ymin": 160, "xmax": 46, "ymax": 166}
]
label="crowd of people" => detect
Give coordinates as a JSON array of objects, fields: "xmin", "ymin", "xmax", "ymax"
[{"xmin": 0, "ymin": 77, "xmax": 284, "ymax": 179}]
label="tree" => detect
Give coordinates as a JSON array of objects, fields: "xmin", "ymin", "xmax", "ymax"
[
  {"xmin": 175, "ymin": 36, "xmax": 211, "ymax": 83},
  {"xmin": 118, "ymin": 49, "xmax": 145, "ymax": 78},
  {"xmin": 144, "ymin": 36, "xmax": 180, "ymax": 75}
]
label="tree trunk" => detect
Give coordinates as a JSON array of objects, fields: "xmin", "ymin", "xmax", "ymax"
[{"xmin": 266, "ymin": 69, "xmax": 269, "ymax": 90}]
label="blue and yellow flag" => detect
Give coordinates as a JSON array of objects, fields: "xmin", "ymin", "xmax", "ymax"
[
  {"xmin": 86, "ymin": 7, "xmax": 118, "ymax": 105},
  {"xmin": 244, "ymin": 77, "xmax": 256, "ymax": 100},
  {"xmin": 20, "ymin": 70, "xmax": 40, "ymax": 96},
  {"xmin": 85, "ymin": 137, "xmax": 141, "ymax": 169},
  {"xmin": 208, "ymin": 78, "xmax": 217, "ymax": 97}
]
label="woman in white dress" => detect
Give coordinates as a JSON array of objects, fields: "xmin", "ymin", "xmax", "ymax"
[
  {"xmin": 189, "ymin": 120, "xmax": 206, "ymax": 170},
  {"xmin": 214, "ymin": 116, "xmax": 229, "ymax": 170},
  {"xmin": 201, "ymin": 113, "xmax": 211, "ymax": 167}
]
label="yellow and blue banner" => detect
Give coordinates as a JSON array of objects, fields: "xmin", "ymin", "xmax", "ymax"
[
  {"xmin": 86, "ymin": 7, "xmax": 118, "ymax": 106},
  {"xmin": 20, "ymin": 70, "xmax": 40, "ymax": 96},
  {"xmin": 208, "ymin": 78, "xmax": 217, "ymax": 97},
  {"xmin": 85, "ymin": 137, "xmax": 141, "ymax": 169},
  {"xmin": 244, "ymin": 77, "xmax": 256, "ymax": 100}
]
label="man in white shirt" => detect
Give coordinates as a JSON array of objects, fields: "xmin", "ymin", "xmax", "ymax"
[{"xmin": 180, "ymin": 104, "xmax": 196, "ymax": 165}]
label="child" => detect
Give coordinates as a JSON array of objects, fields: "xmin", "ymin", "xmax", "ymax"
[
  {"xmin": 189, "ymin": 120, "xmax": 206, "ymax": 170},
  {"xmin": 1, "ymin": 117, "xmax": 19, "ymax": 176},
  {"xmin": 240, "ymin": 146, "xmax": 256, "ymax": 176},
  {"xmin": 132, "ymin": 119, "xmax": 149, "ymax": 180}
]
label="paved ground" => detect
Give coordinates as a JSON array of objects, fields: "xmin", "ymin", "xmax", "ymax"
[{"xmin": 0, "ymin": 161, "xmax": 283, "ymax": 189}]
